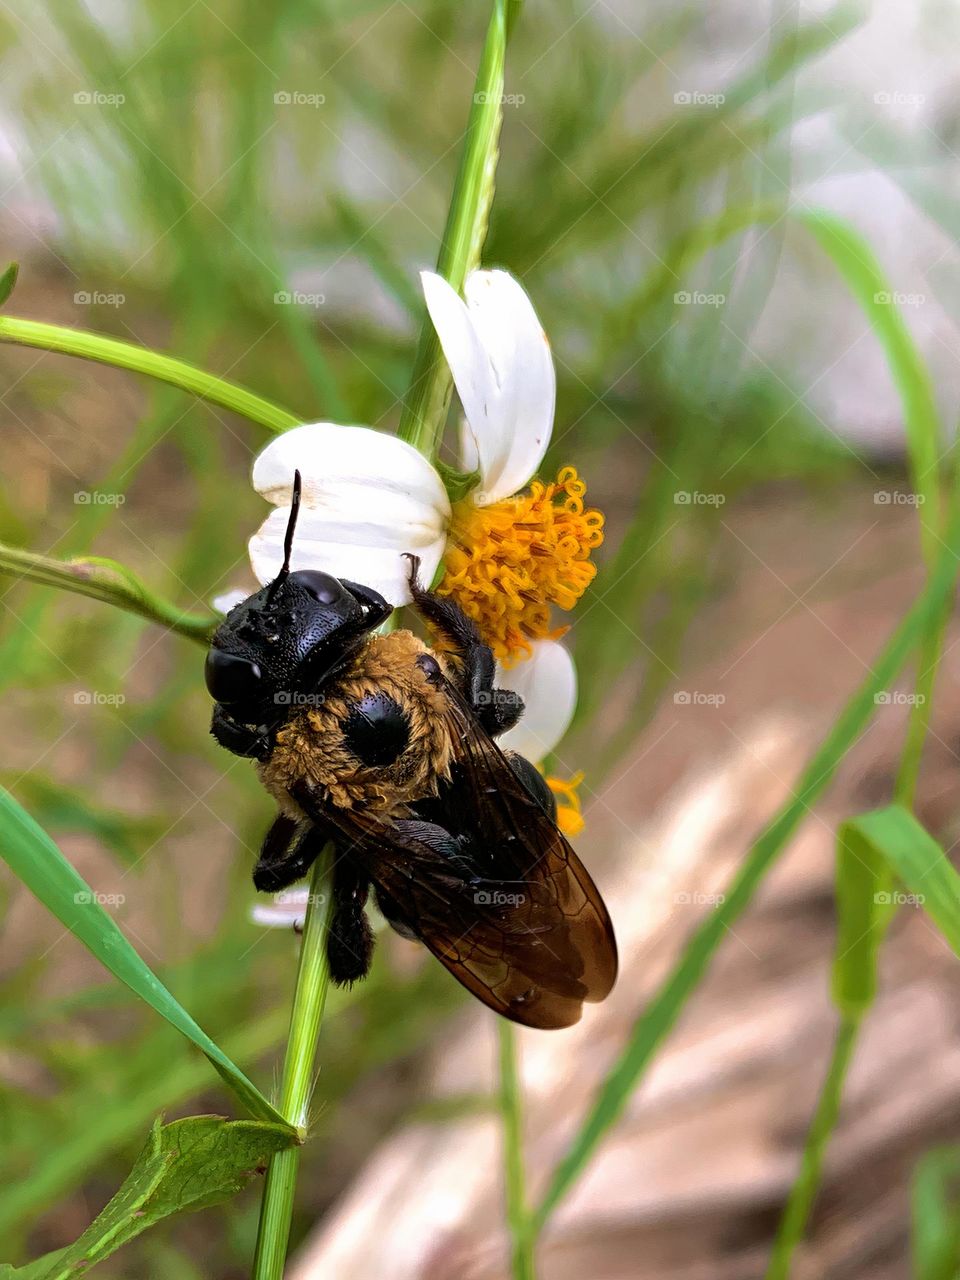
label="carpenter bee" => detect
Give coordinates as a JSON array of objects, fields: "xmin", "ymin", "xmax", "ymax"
[{"xmin": 206, "ymin": 471, "xmax": 617, "ymax": 1028}]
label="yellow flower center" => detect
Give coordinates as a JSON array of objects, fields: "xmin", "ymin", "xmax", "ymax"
[
  {"xmin": 436, "ymin": 465, "xmax": 604, "ymax": 663},
  {"xmin": 546, "ymin": 770, "xmax": 585, "ymax": 837}
]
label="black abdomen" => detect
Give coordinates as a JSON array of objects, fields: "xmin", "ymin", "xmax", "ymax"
[{"xmin": 341, "ymin": 692, "xmax": 411, "ymax": 766}]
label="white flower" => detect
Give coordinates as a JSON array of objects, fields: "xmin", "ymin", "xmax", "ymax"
[
  {"xmin": 247, "ymin": 269, "xmax": 555, "ymax": 605},
  {"xmin": 251, "ymin": 889, "xmax": 309, "ymax": 930},
  {"xmin": 496, "ymin": 639, "xmax": 577, "ymax": 765}
]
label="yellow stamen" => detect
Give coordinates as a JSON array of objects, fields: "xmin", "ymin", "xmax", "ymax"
[
  {"xmin": 436, "ymin": 465, "xmax": 604, "ymax": 663},
  {"xmin": 546, "ymin": 770, "xmax": 585, "ymax": 837}
]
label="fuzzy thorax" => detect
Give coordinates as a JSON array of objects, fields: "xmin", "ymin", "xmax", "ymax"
[{"xmin": 257, "ymin": 630, "xmax": 455, "ymax": 818}]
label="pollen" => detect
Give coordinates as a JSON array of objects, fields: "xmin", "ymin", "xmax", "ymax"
[
  {"xmin": 545, "ymin": 770, "xmax": 585, "ymax": 837},
  {"xmin": 436, "ymin": 465, "xmax": 604, "ymax": 663}
]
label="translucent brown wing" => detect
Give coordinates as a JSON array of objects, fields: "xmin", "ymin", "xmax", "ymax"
[{"xmin": 294, "ymin": 678, "xmax": 617, "ymax": 1029}]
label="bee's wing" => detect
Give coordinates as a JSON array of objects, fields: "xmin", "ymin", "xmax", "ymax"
[{"xmin": 299, "ymin": 680, "xmax": 617, "ymax": 1029}]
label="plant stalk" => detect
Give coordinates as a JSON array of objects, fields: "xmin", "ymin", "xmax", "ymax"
[
  {"xmin": 252, "ymin": 849, "xmax": 335, "ymax": 1279},
  {"xmin": 498, "ymin": 1021, "xmax": 536, "ymax": 1280},
  {"xmin": 0, "ymin": 315, "xmax": 299, "ymax": 433}
]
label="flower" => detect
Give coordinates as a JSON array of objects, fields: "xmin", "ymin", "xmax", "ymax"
[{"xmin": 247, "ymin": 268, "xmax": 603, "ymax": 663}]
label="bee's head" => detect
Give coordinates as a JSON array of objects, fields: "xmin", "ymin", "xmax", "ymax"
[{"xmin": 205, "ymin": 471, "xmax": 381, "ymax": 715}]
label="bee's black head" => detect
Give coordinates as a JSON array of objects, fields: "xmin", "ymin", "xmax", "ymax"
[{"xmin": 205, "ymin": 471, "xmax": 391, "ymax": 736}]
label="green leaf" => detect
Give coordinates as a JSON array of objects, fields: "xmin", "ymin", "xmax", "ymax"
[
  {"xmin": 842, "ymin": 804, "xmax": 960, "ymax": 956},
  {"xmin": 793, "ymin": 208, "xmax": 942, "ymax": 562},
  {"xmin": 912, "ymin": 1147, "xmax": 960, "ymax": 1280},
  {"xmin": 434, "ymin": 458, "xmax": 482, "ymax": 504},
  {"xmin": 0, "ymin": 1116, "xmax": 294, "ymax": 1280},
  {"xmin": 832, "ymin": 817, "xmax": 890, "ymax": 1017},
  {"xmin": 0, "ymin": 262, "xmax": 18, "ymax": 307},
  {"xmin": 0, "ymin": 788, "xmax": 293, "ymax": 1130}
]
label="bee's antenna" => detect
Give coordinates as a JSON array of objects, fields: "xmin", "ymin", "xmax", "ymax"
[{"xmin": 267, "ymin": 470, "xmax": 302, "ymax": 600}]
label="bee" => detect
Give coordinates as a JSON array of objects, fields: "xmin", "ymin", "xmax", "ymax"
[{"xmin": 205, "ymin": 471, "xmax": 617, "ymax": 1028}]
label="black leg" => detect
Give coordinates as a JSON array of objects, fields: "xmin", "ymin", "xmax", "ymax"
[
  {"xmin": 327, "ymin": 857, "xmax": 374, "ymax": 985},
  {"xmin": 504, "ymin": 751, "xmax": 558, "ymax": 821},
  {"xmin": 253, "ymin": 819, "xmax": 328, "ymax": 892},
  {"xmin": 403, "ymin": 554, "xmax": 523, "ymax": 737}
]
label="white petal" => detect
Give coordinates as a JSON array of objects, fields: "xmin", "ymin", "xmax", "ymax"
[
  {"xmin": 248, "ymin": 421, "xmax": 450, "ymax": 605},
  {"xmin": 252, "ymin": 422, "xmax": 450, "ymax": 517},
  {"xmin": 422, "ymin": 269, "xmax": 555, "ymax": 504},
  {"xmin": 250, "ymin": 888, "xmax": 309, "ymax": 930},
  {"xmin": 249, "ymin": 507, "xmax": 447, "ymax": 606},
  {"xmin": 496, "ymin": 640, "xmax": 577, "ymax": 763},
  {"xmin": 212, "ymin": 588, "xmax": 249, "ymax": 615}
]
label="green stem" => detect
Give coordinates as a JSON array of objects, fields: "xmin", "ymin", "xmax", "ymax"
[
  {"xmin": 0, "ymin": 315, "xmax": 299, "ymax": 433},
  {"xmin": 498, "ymin": 1021, "xmax": 536, "ymax": 1280},
  {"xmin": 253, "ymin": 849, "xmax": 335, "ymax": 1280},
  {"xmin": 0, "ymin": 541, "xmax": 218, "ymax": 643},
  {"xmin": 396, "ymin": 0, "xmax": 512, "ymax": 458},
  {"xmin": 764, "ymin": 1016, "xmax": 860, "ymax": 1279}
]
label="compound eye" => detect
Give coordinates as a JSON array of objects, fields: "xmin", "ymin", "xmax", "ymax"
[
  {"xmin": 290, "ymin": 570, "xmax": 344, "ymax": 605},
  {"xmin": 204, "ymin": 648, "xmax": 263, "ymax": 704}
]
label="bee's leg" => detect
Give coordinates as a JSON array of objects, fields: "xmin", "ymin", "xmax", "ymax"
[
  {"xmin": 327, "ymin": 858, "xmax": 374, "ymax": 986},
  {"xmin": 403, "ymin": 554, "xmax": 523, "ymax": 737},
  {"xmin": 253, "ymin": 817, "xmax": 329, "ymax": 892},
  {"xmin": 504, "ymin": 751, "xmax": 558, "ymax": 822}
]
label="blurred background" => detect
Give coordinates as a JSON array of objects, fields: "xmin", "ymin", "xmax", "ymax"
[{"xmin": 3, "ymin": 0, "xmax": 960, "ymax": 1276}]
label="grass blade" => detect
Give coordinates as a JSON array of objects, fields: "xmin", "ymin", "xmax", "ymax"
[{"xmin": 0, "ymin": 788, "xmax": 293, "ymax": 1130}]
